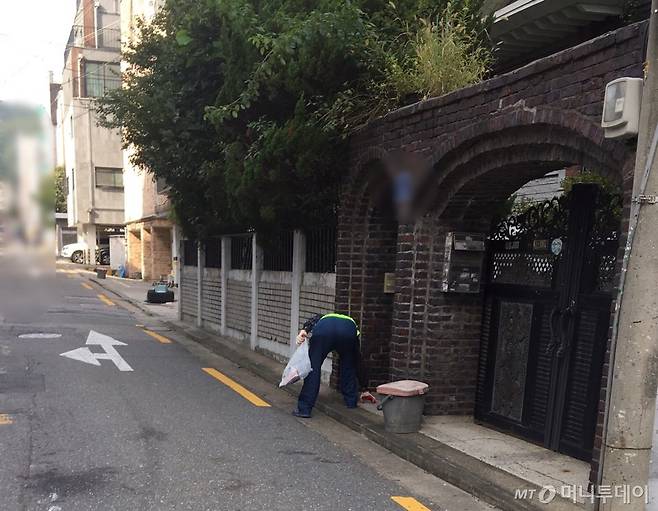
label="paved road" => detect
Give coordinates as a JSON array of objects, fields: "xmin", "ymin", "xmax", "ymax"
[{"xmin": 0, "ymin": 251, "xmax": 491, "ymax": 511}]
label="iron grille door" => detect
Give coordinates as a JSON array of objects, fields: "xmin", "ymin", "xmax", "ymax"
[{"xmin": 476, "ymin": 184, "xmax": 619, "ymax": 461}]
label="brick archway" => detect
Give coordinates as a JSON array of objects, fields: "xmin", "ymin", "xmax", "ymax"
[
  {"xmin": 336, "ymin": 20, "xmax": 646, "ymax": 483},
  {"xmin": 387, "ymin": 107, "xmax": 635, "ymax": 480},
  {"xmin": 389, "ymin": 107, "xmax": 635, "ymax": 401},
  {"xmin": 417, "ymin": 107, "xmax": 630, "ymax": 221}
]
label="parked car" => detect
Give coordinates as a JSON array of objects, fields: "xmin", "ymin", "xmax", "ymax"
[{"xmin": 61, "ymin": 243, "xmax": 110, "ymax": 265}]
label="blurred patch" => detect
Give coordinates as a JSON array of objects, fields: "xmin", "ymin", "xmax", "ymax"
[{"xmin": 0, "ymin": 372, "xmax": 45, "ymax": 393}]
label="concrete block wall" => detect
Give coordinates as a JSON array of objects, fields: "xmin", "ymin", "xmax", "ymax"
[
  {"xmin": 179, "ymin": 233, "xmax": 336, "ymax": 368},
  {"xmin": 201, "ymin": 267, "xmax": 221, "ymax": 331},
  {"xmin": 226, "ymin": 274, "xmax": 252, "ymax": 336},
  {"xmin": 299, "ymin": 276, "xmax": 336, "ymax": 329},
  {"xmin": 180, "ymin": 265, "xmax": 198, "ymax": 321},
  {"xmin": 257, "ymin": 277, "xmax": 292, "ymax": 347}
]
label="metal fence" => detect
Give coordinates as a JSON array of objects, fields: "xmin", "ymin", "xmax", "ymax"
[
  {"xmin": 183, "ymin": 240, "xmax": 197, "ymax": 266},
  {"xmin": 97, "ymin": 27, "xmax": 121, "ymax": 50},
  {"xmin": 305, "ymin": 226, "xmax": 336, "ymax": 273},
  {"xmin": 231, "ymin": 235, "xmax": 252, "ymax": 270},
  {"xmin": 204, "ymin": 239, "xmax": 221, "ymax": 268},
  {"xmin": 184, "ymin": 229, "xmax": 336, "ymax": 273},
  {"xmin": 64, "ymin": 25, "xmax": 121, "ymax": 63},
  {"xmin": 263, "ymin": 231, "xmax": 294, "ymax": 271}
]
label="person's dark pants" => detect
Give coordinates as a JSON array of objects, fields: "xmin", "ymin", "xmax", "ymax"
[{"xmin": 297, "ymin": 316, "xmax": 363, "ymax": 415}]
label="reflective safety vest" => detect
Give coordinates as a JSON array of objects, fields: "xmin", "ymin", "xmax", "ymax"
[{"xmin": 321, "ymin": 313, "xmax": 361, "ymax": 337}]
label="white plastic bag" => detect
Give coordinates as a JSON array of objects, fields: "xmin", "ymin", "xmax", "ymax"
[{"xmin": 279, "ymin": 341, "xmax": 312, "ymax": 387}]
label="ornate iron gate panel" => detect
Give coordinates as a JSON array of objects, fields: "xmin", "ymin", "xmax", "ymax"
[{"xmin": 475, "ymin": 183, "xmax": 620, "ymax": 461}]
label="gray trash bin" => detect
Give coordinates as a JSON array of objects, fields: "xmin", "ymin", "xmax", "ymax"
[{"xmin": 376, "ymin": 380, "xmax": 429, "ymax": 433}]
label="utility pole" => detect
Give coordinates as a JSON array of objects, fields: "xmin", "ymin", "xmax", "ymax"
[{"xmin": 601, "ymin": 2, "xmax": 658, "ymax": 509}]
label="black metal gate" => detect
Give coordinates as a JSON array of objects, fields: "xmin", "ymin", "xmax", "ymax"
[{"xmin": 475, "ymin": 184, "xmax": 621, "ymax": 461}]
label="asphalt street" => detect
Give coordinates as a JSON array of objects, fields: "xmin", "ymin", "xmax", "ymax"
[
  {"xmin": 0, "ymin": 252, "xmax": 431, "ymax": 511},
  {"xmin": 0, "ymin": 251, "xmax": 490, "ymax": 511}
]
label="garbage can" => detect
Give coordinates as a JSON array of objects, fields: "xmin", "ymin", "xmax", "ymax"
[
  {"xmin": 96, "ymin": 268, "xmax": 107, "ymax": 279},
  {"xmin": 376, "ymin": 380, "xmax": 429, "ymax": 433}
]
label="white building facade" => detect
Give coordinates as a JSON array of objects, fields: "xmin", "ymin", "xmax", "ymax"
[{"xmin": 57, "ymin": 0, "xmax": 124, "ymax": 261}]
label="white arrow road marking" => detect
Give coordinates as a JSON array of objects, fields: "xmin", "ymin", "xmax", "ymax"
[
  {"xmin": 59, "ymin": 330, "xmax": 133, "ymax": 372},
  {"xmin": 59, "ymin": 347, "xmax": 101, "ymax": 366}
]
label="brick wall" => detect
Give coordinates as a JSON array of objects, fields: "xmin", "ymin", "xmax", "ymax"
[
  {"xmin": 141, "ymin": 227, "xmax": 153, "ymax": 281},
  {"xmin": 339, "ymin": 22, "xmax": 646, "ymax": 481},
  {"xmin": 126, "ymin": 226, "xmax": 142, "ymax": 278},
  {"xmin": 201, "ymin": 268, "xmax": 222, "ymax": 331},
  {"xmin": 82, "ymin": 0, "xmax": 95, "ymax": 47},
  {"xmin": 180, "ymin": 265, "xmax": 198, "ymax": 321},
  {"xmin": 151, "ymin": 226, "xmax": 172, "ymax": 279}
]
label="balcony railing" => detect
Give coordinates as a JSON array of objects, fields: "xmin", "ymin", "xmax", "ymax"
[{"xmin": 64, "ymin": 25, "xmax": 121, "ymax": 63}]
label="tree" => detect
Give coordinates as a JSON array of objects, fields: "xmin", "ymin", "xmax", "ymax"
[
  {"xmin": 98, "ymin": 0, "xmax": 491, "ymax": 240},
  {"xmin": 35, "ymin": 172, "xmax": 55, "ymax": 228}
]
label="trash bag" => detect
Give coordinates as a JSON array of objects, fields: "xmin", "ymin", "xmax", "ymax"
[{"xmin": 279, "ymin": 341, "xmax": 312, "ymax": 387}]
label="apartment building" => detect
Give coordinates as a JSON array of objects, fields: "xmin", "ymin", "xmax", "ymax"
[
  {"xmin": 120, "ymin": 0, "xmax": 176, "ymax": 281},
  {"xmin": 57, "ymin": 0, "xmax": 124, "ymax": 262}
]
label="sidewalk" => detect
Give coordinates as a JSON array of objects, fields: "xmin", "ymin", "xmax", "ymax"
[
  {"xmin": 90, "ymin": 273, "xmax": 593, "ymax": 511},
  {"xmin": 71, "ymin": 264, "xmax": 179, "ymax": 321}
]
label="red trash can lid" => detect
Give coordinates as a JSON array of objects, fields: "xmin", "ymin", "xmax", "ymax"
[{"xmin": 376, "ymin": 380, "xmax": 429, "ymax": 397}]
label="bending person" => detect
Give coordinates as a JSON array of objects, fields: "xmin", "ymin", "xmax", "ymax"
[{"xmin": 292, "ymin": 313, "xmax": 375, "ymax": 418}]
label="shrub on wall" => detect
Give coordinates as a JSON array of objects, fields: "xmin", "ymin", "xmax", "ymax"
[
  {"xmin": 397, "ymin": 4, "xmax": 493, "ymax": 99},
  {"xmin": 97, "ymin": 0, "xmax": 492, "ymax": 240}
]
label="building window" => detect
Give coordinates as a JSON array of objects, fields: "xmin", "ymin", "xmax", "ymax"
[
  {"xmin": 83, "ymin": 61, "xmax": 121, "ymax": 97},
  {"xmin": 95, "ymin": 167, "xmax": 123, "ymax": 188}
]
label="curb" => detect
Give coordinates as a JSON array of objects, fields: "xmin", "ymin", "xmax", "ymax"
[{"xmin": 89, "ymin": 276, "xmax": 589, "ymax": 511}]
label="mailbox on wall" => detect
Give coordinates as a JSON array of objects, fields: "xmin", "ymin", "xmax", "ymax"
[{"xmin": 441, "ymin": 232, "xmax": 486, "ymax": 294}]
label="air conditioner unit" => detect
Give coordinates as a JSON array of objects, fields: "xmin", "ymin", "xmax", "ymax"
[{"xmin": 601, "ymin": 77, "xmax": 643, "ymax": 139}]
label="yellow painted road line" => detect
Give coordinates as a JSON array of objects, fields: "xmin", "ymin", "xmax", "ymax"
[
  {"xmin": 81, "ymin": 282, "xmax": 93, "ymax": 290},
  {"xmin": 202, "ymin": 368, "xmax": 271, "ymax": 407},
  {"xmin": 0, "ymin": 414, "xmax": 13, "ymax": 425},
  {"xmin": 142, "ymin": 328, "xmax": 173, "ymax": 344},
  {"xmin": 98, "ymin": 294, "xmax": 115, "ymax": 307},
  {"xmin": 391, "ymin": 497, "xmax": 431, "ymax": 511}
]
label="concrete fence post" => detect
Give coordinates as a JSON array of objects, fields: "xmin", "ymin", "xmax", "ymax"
[
  {"xmin": 220, "ymin": 236, "xmax": 230, "ymax": 336},
  {"xmin": 196, "ymin": 240, "xmax": 203, "ymax": 328},
  {"xmin": 251, "ymin": 233, "xmax": 262, "ymax": 350},
  {"xmin": 290, "ymin": 230, "xmax": 305, "ymax": 355},
  {"xmin": 174, "ymin": 226, "xmax": 182, "ymax": 321}
]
